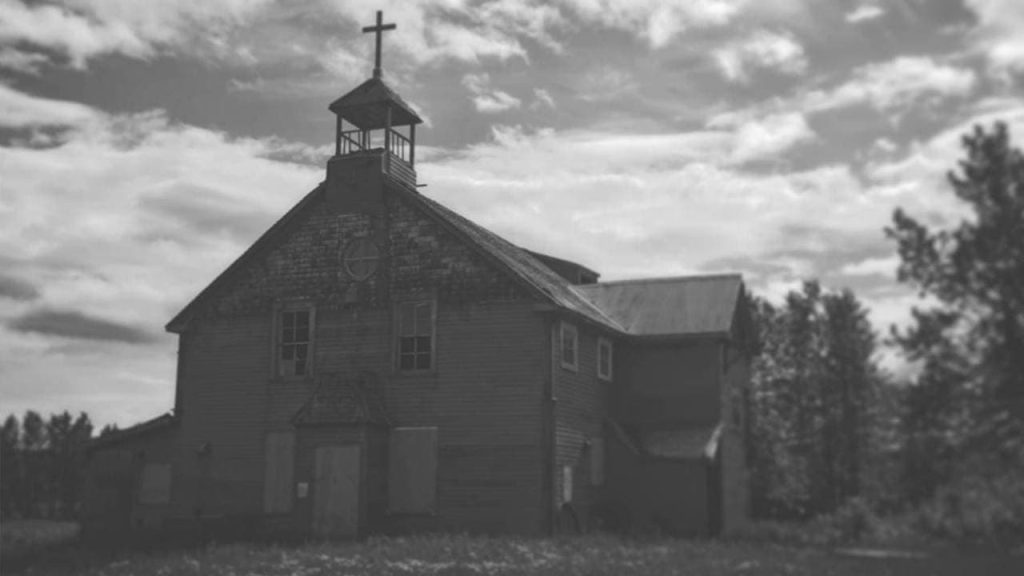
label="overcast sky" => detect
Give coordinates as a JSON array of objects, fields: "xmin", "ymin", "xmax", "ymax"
[{"xmin": 1, "ymin": 0, "xmax": 1023, "ymax": 428}]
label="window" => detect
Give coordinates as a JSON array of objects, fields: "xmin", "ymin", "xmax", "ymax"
[
  {"xmin": 279, "ymin": 306, "xmax": 313, "ymax": 377},
  {"xmin": 397, "ymin": 301, "xmax": 434, "ymax": 371},
  {"xmin": 388, "ymin": 427, "xmax": 438, "ymax": 513},
  {"xmin": 560, "ymin": 322, "xmax": 578, "ymax": 371},
  {"xmin": 342, "ymin": 239, "xmax": 380, "ymax": 280},
  {"xmin": 597, "ymin": 337, "xmax": 613, "ymax": 381}
]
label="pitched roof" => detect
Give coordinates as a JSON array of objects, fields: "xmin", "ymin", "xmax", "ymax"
[
  {"xmin": 574, "ymin": 274, "xmax": 743, "ymax": 337},
  {"xmin": 399, "ymin": 188, "xmax": 624, "ymax": 331},
  {"xmin": 87, "ymin": 412, "xmax": 178, "ymax": 451},
  {"xmin": 641, "ymin": 424, "xmax": 722, "ymax": 459},
  {"xmin": 165, "ymin": 175, "xmax": 742, "ymax": 339},
  {"xmin": 292, "ymin": 371, "xmax": 390, "ymax": 427},
  {"xmin": 329, "ymin": 77, "xmax": 423, "ymax": 130},
  {"xmin": 166, "ymin": 184, "xmax": 325, "ymax": 333}
]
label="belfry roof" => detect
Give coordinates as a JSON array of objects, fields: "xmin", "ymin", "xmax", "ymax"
[{"xmin": 329, "ymin": 77, "xmax": 423, "ymax": 130}]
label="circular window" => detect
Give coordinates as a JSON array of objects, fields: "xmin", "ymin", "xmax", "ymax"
[{"xmin": 342, "ymin": 239, "xmax": 380, "ymax": 280}]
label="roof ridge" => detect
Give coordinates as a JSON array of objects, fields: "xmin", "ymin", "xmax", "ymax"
[{"xmin": 581, "ymin": 272, "xmax": 742, "ymax": 288}]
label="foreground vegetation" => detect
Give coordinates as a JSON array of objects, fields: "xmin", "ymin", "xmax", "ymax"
[{"xmin": 3, "ymin": 521, "xmax": 1023, "ymax": 576}]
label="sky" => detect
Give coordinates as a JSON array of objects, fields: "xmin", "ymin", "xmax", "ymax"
[{"xmin": 1, "ymin": 0, "xmax": 1023, "ymax": 429}]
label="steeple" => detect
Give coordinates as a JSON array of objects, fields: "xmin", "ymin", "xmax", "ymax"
[{"xmin": 327, "ymin": 10, "xmax": 423, "ymax": 192}]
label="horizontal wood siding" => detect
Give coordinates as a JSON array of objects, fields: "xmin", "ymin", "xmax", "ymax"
[
  {"xmin": 172, "ymin": 169, "xmax": 547, "ymax": 535},
  {"xmin": 551, "ymin": 320, "xmax": 613, "ymax": 532}
]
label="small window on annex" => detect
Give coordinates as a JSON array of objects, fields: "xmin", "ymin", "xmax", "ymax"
[
  {"xmin": 597, "ymin": 337, "xmax": 613, "ymax": 381},
  {"xmin": 279, "ymin": 306, "xmax": 313, "ymax": 377},
  {"xmin": 560, "ymin": 322, "xmax": 578, "ymax": 371},
  {"xmin": 397, "ymin": 301, "xmax": 434, "ymax": 371}
]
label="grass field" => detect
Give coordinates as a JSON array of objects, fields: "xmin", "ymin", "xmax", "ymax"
[{"xmin": 2, "ymin": 522, "xmax": 1022, "ymax": 575}]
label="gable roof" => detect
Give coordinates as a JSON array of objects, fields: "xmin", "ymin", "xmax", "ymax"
[
  {"xmin": 292, "ymin": 371, "xmax": 390, "ymax": 427},
  {"xmin": 166, "ymin": 184, "xmax": 325, "ymax": 333},
  {"xmin": 574, "ymin": 274, "xmax": 743, "ymax": 337},
  {"xmin": 397, "ymin": 186, "xmax": 624, "ymax": 331},
  {"xmin": 165, "ymin": 174, "xmax": 741, "ymax": 339},
  {"xmin": 87, "ymin": 412, "xmax": 179, "ymax": 451}
]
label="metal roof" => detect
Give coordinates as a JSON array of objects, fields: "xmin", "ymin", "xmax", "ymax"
[
  {"xmin": 574, "ymin": 274, "xmax": 743, "ymax": 337},
  {"xmin": 328, "ymin": 77, "xmax": 423, "ymax": 130}
]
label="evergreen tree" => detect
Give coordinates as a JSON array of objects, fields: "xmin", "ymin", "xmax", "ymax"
[{"xmin": 886, "ymin": 122, "xmax": 1024, "ymax": 500}]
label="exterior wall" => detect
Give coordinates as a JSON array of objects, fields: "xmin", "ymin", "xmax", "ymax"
[
  {"xmin": 720, "ymin": 341, "xmax": 751, "ymax": 533},
  {"xmin": 614, "ymin": 341, "xmax": 722, "ymax": 431},
  {"xmin": 605, "ymin": 432, "xmax": 709, "ymax": 536},
  {"xmin": 82, "ymin": 425, "xmax": 180, "ymax": 539},
  {"xmin": 550, "ymin": 319, "xmax": 613, "ymax": 532},
  {"xmin": 170, "ymin": 172, "xmax": 547, "ymax": 536}
]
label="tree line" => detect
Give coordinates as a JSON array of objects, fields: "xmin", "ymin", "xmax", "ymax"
[
  {"xmin": 747, "ymin": 122, "xmax": 1024, "ymax": 540},
  {"xmin": 0, "ymin": 411, "xmax": 120, "ymax": 519}
]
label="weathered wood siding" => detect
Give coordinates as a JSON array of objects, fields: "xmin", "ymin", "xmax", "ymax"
[
  {"xmin": 171, "ymin": 178, "xmax": 547, "ymax": 535},
  {"xmin": 720, "ymin": 339, "xmax": 751, "ymax": 533},
  {"xmin": 550, "ymin": 320, "xmax": 613, "ymax": 532}
]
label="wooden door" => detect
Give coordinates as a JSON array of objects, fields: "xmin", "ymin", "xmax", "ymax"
[{"xmin": 312, "ymin": 445, "xmax": 361, "ymax": 538}]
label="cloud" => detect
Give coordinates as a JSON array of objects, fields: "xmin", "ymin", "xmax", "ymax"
[
  {"xmin": 713, "ymin": 29, "xmax": 808, "ymax": 83},
  {"xmin": 0, "ymin": 81, "xmax": 100, "ymax": 128},
  {"xmin": 0, "ymin": 274, "xmax": 39, "ymax": 301},
  {"xmin": 0, "ymin": 0, "xmax": 271, "ymax": 69},
  {"xmin": 532, "ymin": 88, "xmax": 556, "ymax": 110},
  {"xmin": 462, "ymin": 73, "xmax": 523, "ymax": 114},
  {"xmin": 708, "ymin": 111, "xmax": 815, "ymax": 164},
  {"xmin": 809, "ymin": 56, "xmax": 977, "ymax": 114},
  {"xmin": 963, "ymin": 0, "xmax": 1024, "ymax": 78},
  {"xmin": 845, "ymin": 4, "xmax": 885, "ymax": 23},
  {"xmin": 8, "ymin": 309, "xmax": 154, "ymax": 344}
]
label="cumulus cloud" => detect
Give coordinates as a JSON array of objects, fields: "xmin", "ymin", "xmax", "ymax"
[
  {"xmin": 0, "ymin": 85, "xmax": 321, "ymax": 425},
  {"xmin": 713, "ymin": 29, "xmax": 808, "ymax": 83},
  {"xmin": 0, "ymin": 0, "xmax": 271, "ymax": 69},
  {"xmin": 0, "ymin": 81, "xmax": 100, "ymax": 128},
  {"xmin": 809, "ymin": 56, "xmax": 977, "ymax": 113},
  {"xmin": 845, "ymin": 4, "xmax": 885, "ymax": 23},
  {"xmin": 963, "ymin": 0, "xmax": 1024, "ymax": 78},
  {"xmin": 462, "ymin": 73, "xmax": 523, "ymax": 114}
]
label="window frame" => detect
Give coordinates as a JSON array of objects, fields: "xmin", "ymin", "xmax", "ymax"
[
  {"xmin": 395, "ymin": 299, "xmax": 436, "ymax": 373},
  {"xmin": 560, "ymin": 321, "xmax": 578, "ymax": 372},
  {"xmin": 274, "ymin": 302, "xmax": 315, "ymax": 379},
  {"xmin": 597, "ymin": 337, "xmax": 613, "ymax": 381}
]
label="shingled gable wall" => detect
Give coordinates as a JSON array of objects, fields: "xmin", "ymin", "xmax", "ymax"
[{"xmin": 168, "ymin": 171, "xmax": 549, "ymax": 534}]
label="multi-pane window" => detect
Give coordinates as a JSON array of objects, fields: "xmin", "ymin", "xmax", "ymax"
[
  {"xmin": 560, "ymin": 322, "xmax": 578, "ymax": 371},
  {"xmin": 597, "ymin": 337, "xmax": 613, "ymax": 381},
  {"xmin": 280, "ymin": 309, "xmax": 312, "ymax": 377},
  {"xmin": 398, "ymin": 301, "xmax": 433, "ymax": 371}
]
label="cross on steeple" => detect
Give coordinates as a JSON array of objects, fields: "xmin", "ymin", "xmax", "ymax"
[{"xmin": 362, "ymin": 10, "xmax": 396, "ymax": 79}]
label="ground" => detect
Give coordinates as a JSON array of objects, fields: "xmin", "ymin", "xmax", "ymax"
[{"xmin": 2, "ymin": 521, "xmax": 1022, "ymax": 575}]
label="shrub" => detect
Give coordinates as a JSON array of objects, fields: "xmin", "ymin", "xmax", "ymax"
[{"xmin": 915, "ymin": 468, "xmax": 1024, "ymax": 544}]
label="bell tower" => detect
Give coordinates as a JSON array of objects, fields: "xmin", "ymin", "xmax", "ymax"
[{"xmin": 326, "ymin": 10, "xmax": 423, "ymax": 208}]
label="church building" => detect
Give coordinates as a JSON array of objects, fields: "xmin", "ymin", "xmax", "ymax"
[{"xmin": 83, "ymin": 12, "xmax": 753, "ymax": 540}]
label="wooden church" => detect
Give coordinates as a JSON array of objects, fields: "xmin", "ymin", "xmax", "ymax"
[{"xmin": 83, "ymin": 12, "xmax": 753, "ymax": 540}]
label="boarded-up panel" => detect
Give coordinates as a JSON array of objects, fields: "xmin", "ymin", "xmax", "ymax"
[
  {"xmin": 138, "ymin": 463, "xmax": 171, "ymax": 505},
  {"xmin": 388, "ymin": 427, "xmax": 437, "ymax": 513},
  {"xmin": 313, "ymin": 445, "xmax": 361, "ymax": 538},
  {"xmin": 263, "ymin": 431, "xmax": 295, "ymax": 513}
]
